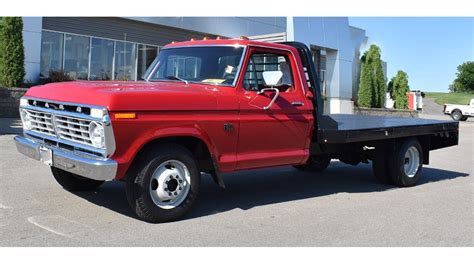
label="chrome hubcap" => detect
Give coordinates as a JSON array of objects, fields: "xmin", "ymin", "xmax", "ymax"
[
  {"xmin": 403, "ymin": 146, "xmax": 420, "ymax": 178},
  {"xmin": 149, "ymin": 160, "xmax": 191, "ymax": 209}
]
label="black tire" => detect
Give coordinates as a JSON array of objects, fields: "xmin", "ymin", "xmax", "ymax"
[
  {"xmin": 51, "ymin": 167, "xmax": 104, "ymax": 191},
  {"xmin": 372, "ymin": 148, "xmax": 393, "ymax": 185},
  {"xmin": 388, "ymin": 138, "xmax": 423, "ymax": 187},
  {"xmin": 294, "ymin": 156, "xmax": 331, "ymax": 172},
  {"xmin": 451, "ymin": 110, "xmax": 462, "ymax": 121},
  {"xmin": 126, "ymin": 143, "xmax": 200, "ymax": 223},
  {"xmin": 460, "ymin": 116, "xmax": 468, "ymax": 121}
]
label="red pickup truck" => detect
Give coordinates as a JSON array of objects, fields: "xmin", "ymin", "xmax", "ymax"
[{"xmin": 15, "ymin": 39, "xmax": 459, "ymax": 222}]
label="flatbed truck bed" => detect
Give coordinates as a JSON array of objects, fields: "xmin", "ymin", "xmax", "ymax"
[{"xmin": 317, "ymin": 114, "xmax": 459, "ymax": 144}]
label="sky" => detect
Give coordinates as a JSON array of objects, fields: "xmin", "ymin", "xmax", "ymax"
[{"xmin": 349, "ymin": 17, "xmax": 473, "ymax": 92}]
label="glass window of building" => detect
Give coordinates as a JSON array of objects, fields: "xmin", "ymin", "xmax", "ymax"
[
  {"xmin": 63, "ymin": 34, "xmax": 90, "ymax": 80},
  {"xmin": 40, "ymin": 31, "xmax": 64, "ymax": 78},
  {"xmin": 115, "ymin": 41, "xmax": 137, "ymax": 81},
  {"xmin": 90, "ymin": 38, "xmax": 114, "ymax": 80},
  {"xmin": 137, "ymin": 45, "xmax": 158, "ymax": 79}
]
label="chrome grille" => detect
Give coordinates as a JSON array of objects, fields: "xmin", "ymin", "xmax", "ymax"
[
  {"xmin": 24, "ymin": 109, "xmax": 55, "ymax": 136},
  {"xmin": 54, "ymin": 115, "xmax": 93, "ymax": 146}
]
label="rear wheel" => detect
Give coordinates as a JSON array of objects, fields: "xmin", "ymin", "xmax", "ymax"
[
  {"xmin": 126, "ymin": 143, "xmax": 200, "ymax": 223},
  {"xmin": 451, "ymin": 110, "xmax": 462, "ymax": 121},
  {"xmin": 388, "ymin": 138, "xmax": 423, "ymax": 187},
  {"xmin": 51, "ymin": 167, "xmax": 104, "ymax": 191},
  {"xmin": 294, "ymin": 156, "xmax": 331, "ymax": 172}
]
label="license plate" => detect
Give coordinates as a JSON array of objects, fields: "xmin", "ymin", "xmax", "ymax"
[{"xmin": 39, "ymin": 146, "xmax": 53, "ymax": 166}]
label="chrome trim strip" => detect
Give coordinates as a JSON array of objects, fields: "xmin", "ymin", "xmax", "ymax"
[
  {"xmin": 14, "ymin": 135, "xmax": 117, "ymax": 181},
  {"xmin": 22, "ymin": 104, "xmax": 103, "ymax": 122},
  {"xmin": 24, "ymin": 130, "xmax": 107, "ymax": 156},
  {"xmin": 24, "ymin": 96, "xmax": 107, "ymax": 112}
]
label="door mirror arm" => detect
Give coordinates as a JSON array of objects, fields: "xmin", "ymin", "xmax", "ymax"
[{"xmin": 257, "ymin": 88, "xmax": 280, "ymax": 110}]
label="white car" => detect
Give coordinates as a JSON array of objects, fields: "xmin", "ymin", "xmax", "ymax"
[{"xmin": 444, "ymin": 98, "xmax": 474, "ymax": 121}]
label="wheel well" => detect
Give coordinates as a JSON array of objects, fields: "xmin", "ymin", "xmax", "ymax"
[
  {"xmin": 452, "ymin": 109, "xmax": 462, "ymax": 114},
  {"xmin": 130, "ymin": 136, "xmax": 215, "ymax": 176}
]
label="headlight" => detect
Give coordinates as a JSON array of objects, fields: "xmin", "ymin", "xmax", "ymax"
[
  {"xmin": 20, "ymin": 109, "xmax": 33, "ymax": 130},
  {"xmin": 89, "ymin": 121, "xmax": 105, "ymax": 148}
]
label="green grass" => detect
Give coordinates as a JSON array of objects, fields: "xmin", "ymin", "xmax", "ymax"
[{"xmin": 424, "ymin": 92, "xmax": 474, "ymax": 105}]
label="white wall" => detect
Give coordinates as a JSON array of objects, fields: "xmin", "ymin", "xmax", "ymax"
[
  {"xmin": 127, "ymin": 17, "xmax": 287, "ymax": 38},
  {"xmin": 291, "ymin": 17, "xmax": 365, "ymax": 114},
  {"xmin": 350, "ymin": 26, "xmax": 368, "ymax": 100},
  {"xmin": 22, "ymin": 17, "xmax": 42, "ymax": 83}
]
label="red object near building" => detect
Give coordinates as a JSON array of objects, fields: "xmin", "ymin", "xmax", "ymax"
[{"xmin": 407, "ymin": 92, "xmax": 416, "ymax": 110}]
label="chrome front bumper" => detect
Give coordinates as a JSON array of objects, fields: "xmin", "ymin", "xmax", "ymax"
[{"xmin": 14, "ymin": 136, "xmax": 117, "ymax": 181}]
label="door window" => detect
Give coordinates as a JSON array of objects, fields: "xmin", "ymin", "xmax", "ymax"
[{"xmin": 243, "ymin": 53, "xmax": 294, "ymax": 92}]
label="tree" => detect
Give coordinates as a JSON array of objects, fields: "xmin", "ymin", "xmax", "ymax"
[
  {"xmin": 452, "ymin": 61, "xmax": 474, "ymax": 93},
  {"xmin": 357, "ymin": 44, "xmax": 386, "ymax": 108},
  {"xmin": 0, "ymin": 17, "xmax": 25, "ymax": 87},
  {"xmin": 391, "ymin": 70, "xmax": 409, "ymax": 109}
]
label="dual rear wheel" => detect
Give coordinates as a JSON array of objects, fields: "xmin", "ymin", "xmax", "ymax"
[{"xmin": 372, "ymin": 138, "xmax": 423, "ymax": 187}]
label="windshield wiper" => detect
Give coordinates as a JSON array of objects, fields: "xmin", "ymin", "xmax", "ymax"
[{"xmin": 165, "ymin": 75, "xmax": 188, "ymax": 85}]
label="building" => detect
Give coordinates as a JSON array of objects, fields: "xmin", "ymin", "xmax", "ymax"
[{"xmin": 21, "ymin": 17, "xmax": 369, "ymax": 114}]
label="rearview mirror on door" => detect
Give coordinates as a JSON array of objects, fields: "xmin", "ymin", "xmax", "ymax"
[{"xmin": 262, "ymin": 71, "xmax": 283, "ymax": 87}]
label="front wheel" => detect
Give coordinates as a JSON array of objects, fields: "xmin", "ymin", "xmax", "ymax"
[
  {"xmin": 126, "ymin": 143, "xmax": 200, "ymax": 223},
  {"xmin": 294, "ymin": 156, "xmax": 331, "ymax": 172}
]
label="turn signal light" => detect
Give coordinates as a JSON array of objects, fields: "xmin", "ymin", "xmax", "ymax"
[{"xmin": 114, "ymin": 113, "xmax": 137, "ymax": 119}]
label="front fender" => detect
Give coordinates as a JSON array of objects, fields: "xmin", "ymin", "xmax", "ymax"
[{"xmin": 111, "ymin": 120, "xmax": 219, "ymax": 180}]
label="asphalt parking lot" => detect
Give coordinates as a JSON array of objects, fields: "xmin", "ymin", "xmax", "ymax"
[{"xmin": 0, "ymin": 113, "xmax": 472, "ymax": 246}]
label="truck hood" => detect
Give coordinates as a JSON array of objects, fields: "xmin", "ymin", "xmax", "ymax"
[{"xmin": 24, "ymin": 81, "xmax": 219, "ymax": 111}]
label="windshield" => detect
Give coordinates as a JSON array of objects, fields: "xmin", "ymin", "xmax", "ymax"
[{"xmin": 143, "ymin": 46, "xmax": 245, "ymax": 86}]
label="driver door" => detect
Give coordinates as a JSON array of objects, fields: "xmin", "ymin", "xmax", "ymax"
[{"xmin": 236, "ymin": 47, "xmax": 314, "ymax": 170}]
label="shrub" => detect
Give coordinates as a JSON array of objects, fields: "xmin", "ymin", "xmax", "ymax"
[
  {"xmin": 0, "ymin": 17, "xmax": 25, "ymax": 87},
  {"xmin": 392, "ymin": 70, "xmax": 409, "ymax": 109},
  {"xmin": 48, "ymin": 70, "xmax": 72, "ymax": 83},
  {"xmin": 357, "ymin": 44, "xmax": 386, "ymax": 108}
]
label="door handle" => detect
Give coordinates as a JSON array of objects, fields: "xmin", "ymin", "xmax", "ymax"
[{"xmin": 291, "ymin": 101, "xmax": 304, "ymax": 106}]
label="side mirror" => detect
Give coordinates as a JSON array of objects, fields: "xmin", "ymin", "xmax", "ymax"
[{"xmin": 262, "ymin": 71, "xmax": 283, "ymax": 87}]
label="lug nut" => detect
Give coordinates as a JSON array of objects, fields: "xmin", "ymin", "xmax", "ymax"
[
  {"xmin": 179, "ymin": 187, "xmax": 182, "ymax": 190},
  {"xmin": 164, "ymin": 188, "xmax": 168, "ymax": 192},
  {"xmin": 168, "ymin": 193, "xmax": 172, "ymax": 196},
  {"xmin": 174, "ymin": 192, "xmax": 178, "ymax": 196}
]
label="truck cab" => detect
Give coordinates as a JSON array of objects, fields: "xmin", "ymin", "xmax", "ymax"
[{"xmin": 14, "ymin": 39, "xmax": 459, "ymax": 223}]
